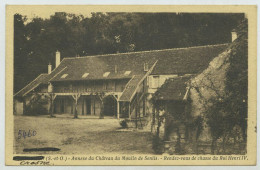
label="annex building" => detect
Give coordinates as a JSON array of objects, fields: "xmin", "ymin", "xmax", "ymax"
[{"xmin": 14, "ymin": 43, "xmax": 230, "ymax": 119}]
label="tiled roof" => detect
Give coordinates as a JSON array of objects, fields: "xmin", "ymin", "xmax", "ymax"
[
  {"xmin": 14, "ymin": 74, "xmax": 50, "ymax": 97},
  {"xmin": 49, "ymin": 44, "xmax": 228, "ymax": 82},
  {"xmin": 151, "ymin": 44, "xmax": 229, "ymax": 75},
  {"xmin": 15, "ymin": 44, "xmax": 229, "ymax": 98},
  {"xmin": 14, "ymin": 61, "xmax": 69, "ymax": 97},
  {"xmin": 153, "ymin": 76, "xmax": 192, "ymax": 101},
  {"xmin": 119, "ymin": 74, "xmax": 145, "ymax": 101},
  {"xmin": 49, "ymin": 54, "xmax": 156, "ymax": 82}
]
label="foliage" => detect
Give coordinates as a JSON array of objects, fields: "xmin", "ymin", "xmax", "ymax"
[
  {"xmin": 193, "ymin": 116, "xmax": 203, "ymax": 141},
  {"xmin": 14, "ymin": 12, "xmax": 244, "ymax": 93},
  {"xmin": 152, "ymin": 135, "xmax": 164, "ymax": 154},
  {"xmin": 24, "ymin": 93, "xmax": 49, "ymax": 115},
  {"xmin": 190, "ymin": 19, "xmax": 248, "ymax": 154},
  {"xmin": 119, "ymin": 119, "xmax": 128, "ymax": 128},
  {"xmin": 225, "ymin": 19, "xmax": 248, "ymax": 141}
]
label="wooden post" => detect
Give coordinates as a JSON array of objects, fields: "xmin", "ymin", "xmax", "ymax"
[
  {"xmin": 97, "ymin": 93, "xmax": 105, "ymax": 119},
  {"xmin": 75, "ymin": 97, "xmax": 78, "ymax": 118},
  {"xmin": 71, "ymin": 98, "xmax": 73, "ymax": 114},
  {"xmin": 117, "ymin": 101, "xmax": 120, "ymax": 119},
  {"xmin": 129, "ymin": 102, "xmax": 131, "ymax": 120},
  {"xmin": 93, "ymin": 95, "xmax": 95, "ymax": 115},
  {"xmin": 51, "ymin": 99, "xmax": 54, "ymax": 116},
  {"xmin": 151, "ymin": 106, "xmax": 155, "ymax": 133},
  {"xmin": 82, "ymin": 97, "xmax": 84, "ymax": 115},
  {"xmin": 100, "ymin": 100, "xmax": 104, "ymax": 119},
  {"xmin": 72, "ymin": 93, "xmax": 81, "ymax": 119},
  {"xmin": 49, "ymin": 93, "xmax": 56, "ymax": 117},
  {"xmin": 156, "ymin": 108, "xmax": 160, "ymax": 137},
  {"xmin": 143, "ymin": 98, "xmax": 146, "ymax": 116},
  {"xmin": 135, "ymin": 102, "xmax": 138, "ymax": 128},
  {"xmin": 22, "ymin": 98, "xmax": 26, "ymax": 115}
]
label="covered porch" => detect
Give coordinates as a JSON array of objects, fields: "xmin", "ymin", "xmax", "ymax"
[{"xmin": 47, "ymin": 92, "xmax": 122, "ymax": 119}]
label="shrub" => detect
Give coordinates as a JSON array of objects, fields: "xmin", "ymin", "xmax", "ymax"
[
  {"xmin": 24, "ymin": 93, "xmax": 49, "ymax": 115},
  {"xmin": 152, "ymin": 135, "xmax": 164, "ymax": 154},
  {"xmin": 119, "ymin": 119, "xmax": 128, "ymax": 128}
]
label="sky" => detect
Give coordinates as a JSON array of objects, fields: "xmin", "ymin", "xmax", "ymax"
[{"xmin": 17, "ymin": 10, "xmax": 93, "ymax": 23}]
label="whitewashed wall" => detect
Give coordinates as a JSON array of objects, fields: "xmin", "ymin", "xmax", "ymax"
[{"xmin": 147, "ymin": 74, "xmax": 178, "ymax": 93}]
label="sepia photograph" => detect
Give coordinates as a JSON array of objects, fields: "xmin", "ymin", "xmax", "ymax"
[{"xmin": 5, "ymin": 5, "xmax": 257, "ymax": 166}]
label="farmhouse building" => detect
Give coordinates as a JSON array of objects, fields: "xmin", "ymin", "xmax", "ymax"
[{"xmin": 14, "ymin": 43, "xmax": 229, "ymax": 119}]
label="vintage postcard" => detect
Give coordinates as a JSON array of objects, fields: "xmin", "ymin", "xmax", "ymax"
[{"xmin": 5, "ymin": 5, "xmax": 257, "ymax": 165}]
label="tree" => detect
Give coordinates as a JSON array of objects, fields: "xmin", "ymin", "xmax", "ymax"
[
  {"xmin": 190, "ymin": 19, "xmax": 248, "ymax": 154},
  {"xmin": 14, "ymin": 14, "xmax": 29, "ymax": 92},
  {"xmin": 14, "ymin": 12, "xmax": 245, "ymax": 94},
  {"xmin": 225, "ymin": 19, "xmax": 248, "ymax": 142}
]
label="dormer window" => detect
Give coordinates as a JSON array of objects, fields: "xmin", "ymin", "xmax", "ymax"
[
  {"xmin": 124, "ymin": 71, "xmax": 131, "ymax": 76},
  {"xmin": 103, "ymin": 72, "xmax": 110, "ymax": 77},
  {"xmin": 82, "ymin": 73, "xmax": 89, "ymax": 78},
  {"xmin": 61, "ymin": 74, "xmax": 68, "ymax": 79}
]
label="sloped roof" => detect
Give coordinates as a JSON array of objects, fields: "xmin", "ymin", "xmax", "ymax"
[
  {"xmin": 15, "ymin": 44, "xmax": 229, "ymax": 98},
  {"xmin": 14, "ymin": 74, "xmax": 50, "ymax": 97},
  {"xmin": 49, "ymin": 55, "xmax": 151, "ymax": 82},
  {"xmin": 153, "ymin": 76, "xmax": 192, "ymax": 101},
  {"xmin": 50, "ymin": 43, "xmax": 228, "ymax": 82},
  {"xmin": 151, "ymin": 44, "xmax": 229, "ymax": 75},
  {"xmin": 119, "ymin": 74, "xmax": 145, "ymax": 101},
  {"xmin": 14, "ymin": 60, "xmax": 70, "ymax": 97}
]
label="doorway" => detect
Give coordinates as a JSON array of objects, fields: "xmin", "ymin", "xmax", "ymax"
[
  {"xmin": 86, "ymin": 98, "xmax": 91, "ymax": 115},
  {"xmin": 103, "ymin": 96, "xmax": 117, "ymax": 117}
]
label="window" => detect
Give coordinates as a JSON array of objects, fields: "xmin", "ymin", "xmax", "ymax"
[
  {"xmin": 103, "ymin": 72, "xmax": 110, "ymax": 77},
  {"xmin": 61, "ymin": 74, "xmax": 68, "ymax": 79},
  {"xmin": 152, "ymin": 76, "xmax": 160, "ymax": 88},
  {"xmin": 82, "ymin": 73, "xmax": 89, "ymax": 78},
  {"xmin": 124, "ymin": 71, "xmax": 131, "ymax": 76}
]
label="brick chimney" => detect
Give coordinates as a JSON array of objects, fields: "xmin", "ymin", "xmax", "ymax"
[
  {"xmin": 231, "ymin": 30, "xmax": 237, "ymax": 42},
  {"xmin": 48, "ymin": 63, "xmax": 52, "ymax": 74},
  {"xmin": 56, "ymin": 50, "xmax": 61, "ymax": 68}
]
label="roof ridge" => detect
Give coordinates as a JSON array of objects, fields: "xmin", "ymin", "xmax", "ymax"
[{"xmin": 63, "ymin": 43, "xmax": 230, "ymax": 60}]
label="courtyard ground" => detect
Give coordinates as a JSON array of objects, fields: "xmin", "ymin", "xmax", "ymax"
[{"xmin": 13, "ymin": 114, "xmax": 154, "ymax": 155}]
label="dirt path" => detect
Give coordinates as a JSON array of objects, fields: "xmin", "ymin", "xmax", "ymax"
[{"xmin": 14, "ymin": 115, "xmax": 154, "ymax": 155}]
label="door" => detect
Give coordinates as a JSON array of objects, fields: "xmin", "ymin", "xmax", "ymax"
[
  {"xmin": 86, "ymin": 98, "xmax": 91, "ymax": 115},
  {"xmin": 60, "ymin": 98, "xmax": 65, "ymax": 113}
]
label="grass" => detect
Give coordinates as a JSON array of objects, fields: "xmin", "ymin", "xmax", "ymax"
[{"xmin": 14, "ymin": 114, "xmax": 154, "ymax": 155}]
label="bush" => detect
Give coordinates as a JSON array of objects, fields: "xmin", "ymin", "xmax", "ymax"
[
  {"xmin": 119, "ymin": 119, "xmax": 128, "ymax": 128},
  {"xmin": 152, "ymin": 135, "xmax": 164, "ymax": 154},
  {"xmin": 25, "ymin": 104, "xmax": 48, "ymax": 116},
  {"xmin": 24, "ymin": 93, "xmax": 49, "ymax": 115}
]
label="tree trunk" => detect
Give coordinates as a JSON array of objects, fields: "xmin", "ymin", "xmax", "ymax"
[{"xmin": 135, "ymin": 103, "xmax": 138, "ymax": 128}]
